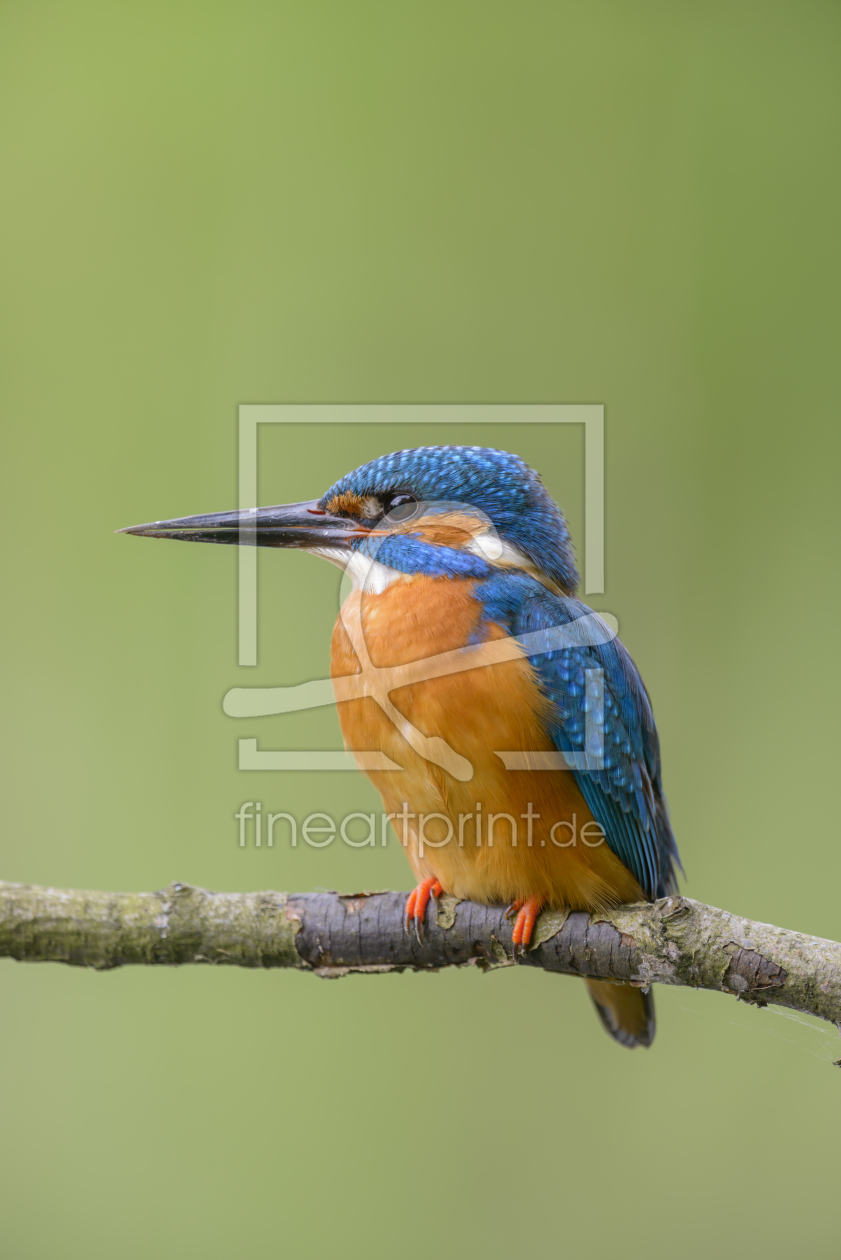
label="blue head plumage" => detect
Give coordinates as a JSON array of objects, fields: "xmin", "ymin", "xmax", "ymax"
[{"xmin": 319, "ymin": 446, "xmax": 580, "ymax": 594}]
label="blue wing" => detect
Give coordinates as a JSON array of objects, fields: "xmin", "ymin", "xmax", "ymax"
[{"xmin": 480, "ymin": 575, "xmax": 681, "ymax": 900}]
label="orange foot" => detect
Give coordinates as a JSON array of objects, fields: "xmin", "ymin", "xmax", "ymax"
[
  {"xmin": 506, "ymin": 896, "xmax": 545, "ymax": 962},
  {"xmin": 404, "ymin": 878, "xmax": 443, "ymax": 941}
]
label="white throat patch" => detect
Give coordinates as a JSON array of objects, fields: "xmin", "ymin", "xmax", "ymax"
[{"xmin": 310, "ymin": 547, "xmax": 404, "ymax": 596}]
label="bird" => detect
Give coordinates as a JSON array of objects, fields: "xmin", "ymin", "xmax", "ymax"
[{"xmin": 122, "ymin": 444, "xmax": 681, "ymax": 1047}]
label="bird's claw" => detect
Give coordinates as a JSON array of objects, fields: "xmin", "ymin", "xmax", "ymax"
[
  {"xmin": 508, "ymin": 896, "xmax": 544, "ymax": 964},
  {"xmin": 404, "ymin": 878, "xmax": 443, "ymax": 944}
]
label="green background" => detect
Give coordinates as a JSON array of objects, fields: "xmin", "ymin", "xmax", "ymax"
[{"xmin": 2, "ymin": 2, "xmax": 840, "ymax": 1257}]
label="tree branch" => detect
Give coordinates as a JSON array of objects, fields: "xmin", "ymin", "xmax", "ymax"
[{"xmin": 1, "ymin": 880, "xmax": 839, "ymax": 1030}]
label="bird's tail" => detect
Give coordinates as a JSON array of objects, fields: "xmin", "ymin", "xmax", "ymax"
[{"xmin": 584, "ymin": 978, "xmax": 655, "ymax": 1049}]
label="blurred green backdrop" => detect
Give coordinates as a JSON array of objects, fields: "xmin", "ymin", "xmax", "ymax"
[{"xmin": 2, "ymin": 2, "xmax": 840, "ymax": 1257}]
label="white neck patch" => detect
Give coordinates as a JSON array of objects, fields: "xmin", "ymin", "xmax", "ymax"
[{"xmin": 465, "ymin": 532, "xmax": 563, "ymax": 594}]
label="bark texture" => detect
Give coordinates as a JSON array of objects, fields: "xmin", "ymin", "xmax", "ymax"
[{"xmin": 1, "ymin": 881, "xmax": 839, "ymax": 1030}]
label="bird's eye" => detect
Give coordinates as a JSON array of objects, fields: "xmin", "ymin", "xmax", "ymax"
[{"xmin": 384, "ymin": 492, "xmax": 419, "ymax": 523}]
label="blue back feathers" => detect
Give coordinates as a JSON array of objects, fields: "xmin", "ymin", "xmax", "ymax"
[{"xmin": 478, "ymin": 571, "xmax": 681, "ymax": 900}]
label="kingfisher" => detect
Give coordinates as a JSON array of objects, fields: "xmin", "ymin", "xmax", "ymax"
[{"xmin": 122, "ymin": 445, "xmax": 681, "ymax": 1048}]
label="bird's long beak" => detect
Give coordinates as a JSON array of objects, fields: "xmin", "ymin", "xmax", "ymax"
[{"xmin": 117, "ymin": 500, "xmax": 358, "ymax": 549}]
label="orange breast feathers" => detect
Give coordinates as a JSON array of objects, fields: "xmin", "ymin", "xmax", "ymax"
[{"xmin": 330, "ymin": 575, "xmax": 643, "ymax": 913}]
